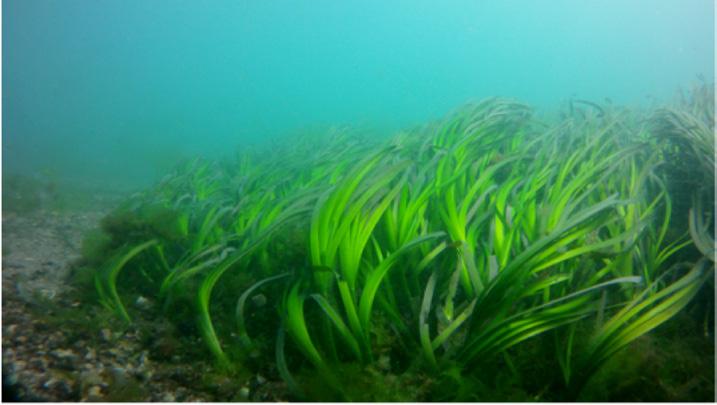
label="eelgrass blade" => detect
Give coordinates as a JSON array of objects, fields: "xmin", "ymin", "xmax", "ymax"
[
  {"xmin": 196, "ymin": 192, "xmax": 316, "ymax": 366},
  {"xmin": 284, "ymin": 283, "xmax": 327, "ymax": 372},
  {"xmin": 235, "ymin": 272, "xmax": 290, "ymax": 351},
  {"xmin": 276, "ymin": 326, "xmax": 305, "ymax": 399},
  {"xmin": 96, "ymin": 239, "xmax": 158, "ymax": 323},
  {"xmin": 583, "ymin": 259, "xmax": 711, "ymax": 367},
  {"xmin": 570, "ymin": 259, "xmax": 713, "ymax": 394},
  {"xmin": 431, "ymin": 298, "xmax": 477, "ymax": 351},
  {"xmin": 419, "ymin": 270, "xmax": 439, "ymax": 369},
  {"xmin": 337, "ymin": 279, "xmax": 365, "ymax": 355},
  {"xmin": 689, "ymin": 201, "xmax": 716, "ymax": 261},
  {"xmin": 310, "ymin": 294, "xmax": 363, "ymax": 360},
  {"xmin": 461, "ymin": 276, "xmax": 643, "ymax": 363},
  {"xmin": 159, "ymin": 245, "xmax": 234, "ymax": 297},
  {"xmin": 358, "ymin": 232, "xmax": 445, "ymax": 336}
]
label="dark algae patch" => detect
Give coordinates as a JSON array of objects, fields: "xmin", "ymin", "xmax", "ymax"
[{"xmin": 4, "ymin": 88, "xmax": 715, "ymax": 401}]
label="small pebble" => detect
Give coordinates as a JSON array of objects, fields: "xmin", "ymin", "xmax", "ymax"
[
  {"xmin": 39, "ymin": 288, "xmax": 56, "ymax": 300},
  {"xmin": 50, "ymin": 349, "xmax": 77, "ymax": 361},
  {"xmin": 80, "ymin": 369, "xmax": 103, "ymax": 385},
  {"xmin": 42, "ymin": 378, "xmax": 57, "ymax": 389},
  {"xmin": 87, "ymin": 385, "xmax": 103, "ymax": 401},
  {"xmin": 30, "ymin": 358, "xmax": 47, "ymax": 369},
  {"xmin": 51, "ymin": 349, "xmax": 79, "ymax": 370},
  {"xmin": 137, "ymin": 350, "xmax": 149, "ymax": 367},
  {"xmin": 135, "ymin": 296, "xmax": 152, "ymax": 310},
  {"xmin": 378, "ymin": 354, "xmax": 391, "ymax": 371},
  {"xmin": 100, "ymin": 329, "xmax": 112, "ymax": 342},
  {"xmin": 238, "ymin": 386, "xmax": 250, "ymax": 400},
  {"xmin": 251, "ymin": 293, "xmax": 267, "ymax": 307}
]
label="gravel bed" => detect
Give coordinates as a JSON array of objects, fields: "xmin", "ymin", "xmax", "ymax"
[{"xmin": 2, "ymin": 209, "xmax": 284, "ymax": 401}]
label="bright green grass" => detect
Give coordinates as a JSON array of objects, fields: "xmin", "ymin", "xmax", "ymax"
[{"xmin": 81, "ymin": 89, "xmax": 714, "ymax": 401}]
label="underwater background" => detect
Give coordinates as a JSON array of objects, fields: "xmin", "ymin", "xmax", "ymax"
[
  {"xmin": 2, "ymin": 0, "xmax": 716, "ymax": 402},
  {"xmin": 4, "ymin": 0, "xmax": 714, "ymax": 190}
]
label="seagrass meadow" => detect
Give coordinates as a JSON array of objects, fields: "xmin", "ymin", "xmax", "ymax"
[
  {"xmin": 4, "ymin": 0, "xmax": 716, "ymax": 401},
  {"xmin": 67, "ymin": 87, "xmax": 715, "ymax": 401}
]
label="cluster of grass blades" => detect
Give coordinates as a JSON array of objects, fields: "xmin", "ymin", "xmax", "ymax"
[{"xmin": 81, "ymin": 89, "xmax": 714, "ymax": 401}]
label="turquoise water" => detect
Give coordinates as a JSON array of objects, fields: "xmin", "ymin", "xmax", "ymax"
[{"xmin": 3, "ymin": 0, "xmax": 714, "ymax": 190}]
